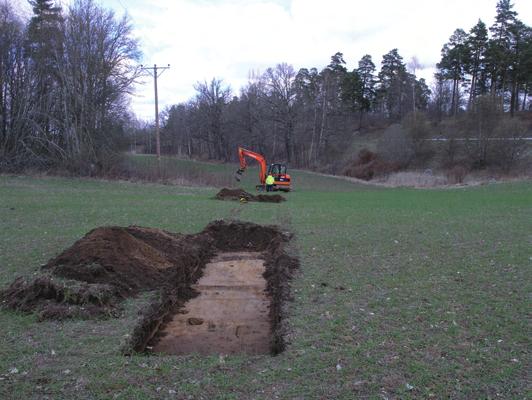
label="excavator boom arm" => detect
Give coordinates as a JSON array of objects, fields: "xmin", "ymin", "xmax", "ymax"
[{"xmin": 236, "ymin": 147, "xmax": 267, "ymax": 184}]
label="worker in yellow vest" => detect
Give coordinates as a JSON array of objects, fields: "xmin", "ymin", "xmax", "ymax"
[{"xmin": 265, "ymin": 174, "xmax": 275, "ymax": 192}]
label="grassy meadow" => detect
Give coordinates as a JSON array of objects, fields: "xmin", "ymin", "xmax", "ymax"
[{"xmin": 0, "ymin": 157, "xmax": 530, "ymax": 399}]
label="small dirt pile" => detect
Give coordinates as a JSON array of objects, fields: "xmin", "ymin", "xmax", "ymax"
[{"xmin": 215, "ymin": 188, "xmax": 285, "ymax": 203}]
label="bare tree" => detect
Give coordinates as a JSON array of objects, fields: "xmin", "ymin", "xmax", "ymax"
[
  {"xmin": 262, "ymin": 63, "xmax": 297, "ymax": 163},
  {"xmin": 236, "ymin": 72, "xmax": 269, "ymax": 155},
  {"xmin": 57, "ymin": 0, "xmax": 141, "ymax": 171},
  {"xmin": 0, "ymin": 1, "xmax": 34, "ymax": 168},
  {"xmin": 462, "ymin": 94, "xmax": 527, "ymax": 168},
  {"xmin": 193, "ymin": 78, "xmax": 232, "ymax": 161}
]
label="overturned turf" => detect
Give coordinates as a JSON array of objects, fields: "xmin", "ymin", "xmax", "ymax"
[
  {"xmin": 0, "ymin": 275, "xmax": 121, "ymax": 321},
  {"xmin": 215, "ymin": 188, "xmax": 286, "ymax": 203},
  {"xmin": 0, "ymin": 221, "xmax": 298, "ymax": 355}
]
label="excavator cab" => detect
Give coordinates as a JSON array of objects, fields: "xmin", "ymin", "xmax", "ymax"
[
  {"xmin": 268, "ymin": 163, "xmax": 286, "ymax": 175},
  {"xmin": 267, "ymin": 163, "xmax": 291, "ymax": 191}
]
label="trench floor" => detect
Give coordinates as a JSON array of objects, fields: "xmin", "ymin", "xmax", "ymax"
[{"xmin": 152, "ymin": 252, "xmax": 271, "ymax": 355}]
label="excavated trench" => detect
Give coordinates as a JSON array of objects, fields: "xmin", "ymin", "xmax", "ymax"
[
  {"xmin": 151, "ymin": 252, "xmax": 270, "ymax": 355},
  {"xmin": 1, "ymin": 220, "xmax": 298, "ymax": 356},
  {"xmin": 127, "ymin": 221, "xmax": 298, "ymax": 356}
]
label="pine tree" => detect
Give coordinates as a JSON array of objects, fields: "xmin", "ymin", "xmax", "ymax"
[
  {"xmin": 340, "ymin": 69, "xmax": 363, "ymax": 115},
  {"xmin": 26, "ymin": 0, "xmax": 63, "ymax": 70},
  {"xmin": 486, "ymin": 0, "xmax": 517, "ymax": 96},
  {"xmin": 25, "ymin": 0, "xmax": 63, "ymax": 143},
  {"xmin": 465, "ymin": 20, "xmax": 488, "ymax": 108},
  {"xmin": 516, "ymin": 26, "xmax": 532, "ymax": 110},
  {"xmin": 507, "ymin": 21, "xmax": 532, "ymax": 114},
  {"xmin": 378, "ymin": 49, "xmax": 408, "ymax": 120},
  {"xmin": 437, "ymin": 29, "xmax": 468, "ymax": 116},
  {"xmin": 414, "ymin": 78, "xmax": 431, "ymax": 111},
  {"xmin": 357, "ymin": 55, "xmax": 377, "ymax": 117},
  {"xmin": 490, "ymin": 0, "xmax": 517, "ymax": 42}
]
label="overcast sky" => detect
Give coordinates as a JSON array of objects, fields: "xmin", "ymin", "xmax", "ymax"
[{"xmin": 17, "ymin": 0, "xmax": 532, "ymax": 120}]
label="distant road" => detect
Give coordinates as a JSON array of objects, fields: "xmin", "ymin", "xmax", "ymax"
[{"xmin": 425, "ymin": 137, "xmax": 532, "ymax": 141}]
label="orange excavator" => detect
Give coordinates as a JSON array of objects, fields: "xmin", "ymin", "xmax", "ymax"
[{"xmin": 235, "ymin": 147, "xmax": 291, "ymax": 192}]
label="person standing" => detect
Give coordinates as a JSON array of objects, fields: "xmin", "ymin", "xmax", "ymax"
[{"xmin": 265, "ymin": 174, "xmax": 275, "ymax": 192}]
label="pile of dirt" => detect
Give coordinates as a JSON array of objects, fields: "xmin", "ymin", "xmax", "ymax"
[
  {"xmin": 204, "ymin": 219, "xmax": 285, "ymax": 251},
  {"xmin": 1, "ymin": 220, "xmax": 298, "ymax": 354},
  {"xmin": 42, "ymin": 226, "xmax": 214, "ymax": 296},
  {"xmin": 215, "ymin": 188, "xmax": 285, "ymax": 203},
  {"xmin": 1, "ymin": 225, "xmax": 215, "ymax": 320}
]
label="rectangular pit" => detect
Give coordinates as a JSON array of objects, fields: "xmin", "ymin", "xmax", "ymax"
[
  {"xmin": 152, "ymin": 252, "xmax": 270, "ymax": 355},
  {"xmin": 124, "ymin": 221, "xmax": 298, "ymax": 356}
]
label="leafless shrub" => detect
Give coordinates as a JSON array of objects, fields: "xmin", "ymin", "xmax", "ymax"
[
  {"xmin": 458, "ymin": 95, "xmax": 529, "ymax": 170},
  {"xmin": 377, "ymin": 124, "xmax": 414, "ymax": 167},
  {"xmin": 344, "ymin": 148, "xmax": 400, "ymax": 180},
  {"xmin": 357, "ymin": 148, "xmax": 378, "ymax": 165},
  {"xmin": 402, "ymin": 112, "xmax": 433, "ymax": 161},
  {"xmin": 490, "ymin": 118, "xmax": 529, "ymax": 171},
  {"xmin": 445, "ymin": 165, "xmax": 469, "ymax": 184}
]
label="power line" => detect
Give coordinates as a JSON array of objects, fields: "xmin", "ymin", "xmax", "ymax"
[{"xmin": 140, "ymin": 64, "xmax": 170, "ymax": 161}]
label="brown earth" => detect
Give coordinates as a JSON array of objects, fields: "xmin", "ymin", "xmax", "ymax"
[
  {"xmin": 0, "ymin": 220, "xmax": 297, "ymax": 355},
  {"xmin": 151, "ymin": 252, "xmax": 271, "ymax": 355},
  {"xmin": 1, "ymin": 225, "xmax": 214, "ymax": 320},
  {"xmin": 42, "ymin": 226, "xmax": 214, "ymax": 296},
  {"xmin": 215, "ymin": 188, "xmax": 286, "ymax": 203},
  {"xmin": 126, "ymin": 221, "xmax": 297, "ymax": 355}
]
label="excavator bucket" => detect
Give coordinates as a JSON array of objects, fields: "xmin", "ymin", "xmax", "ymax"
[{"xmin": 235, "ymin": 168, "xmax": 244, "ymax": 182}]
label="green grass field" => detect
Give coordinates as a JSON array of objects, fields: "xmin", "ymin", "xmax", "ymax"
[{"xmin": 1, "ymin": 159, "xmax": 531, "ymax": 399}]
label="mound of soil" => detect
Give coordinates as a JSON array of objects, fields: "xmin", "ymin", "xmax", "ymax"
[
  {"xmin": 215, "ymin": 188, "xmax": 285, "ymax": 203},
  {"xmin": 1, "ymin": 225, "xmax": 214, "ymax": 320},
  {"xmin": 42, "ymin": 226, "xmax": 214, "ymax": 296}
]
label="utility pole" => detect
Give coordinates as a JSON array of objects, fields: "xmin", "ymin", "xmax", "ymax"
[
  {"xmin": 408, "ymin": 57, "xmax": 422, "ymax": 120},
  {"xmin": 140, "ymin": 64, "xmax": 170, "ymax": 160}
]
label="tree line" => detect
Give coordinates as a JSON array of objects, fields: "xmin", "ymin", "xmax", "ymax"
[
  {"xmin": 1, "ymin": 0, "xmax": 530, "ymax": 174},
  {"xmin": 155, "ymin": 0, "xmax": 531, "ymax": 171},
  {"xmin": 435, "ymin": 0, "xmax": 532, "ymax": 118},
  {"xmin": 158, "ymin": 50, "xmax": 431, "ymax": 169},
  {"xmin": 0, "ymin": 0, "xmax": 139, "ymax": 173}
]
